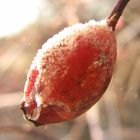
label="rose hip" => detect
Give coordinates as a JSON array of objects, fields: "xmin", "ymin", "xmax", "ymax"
[
  {"xmin": 21, "ymin": 20, "xmax": 116, "ymax": 125},
  {"xmin": 21, "ymin": 0, "xmax": 129, "ymax": 126}
]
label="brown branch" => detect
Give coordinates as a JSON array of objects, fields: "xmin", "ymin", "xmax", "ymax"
[{"xmin": 107, "ymin": 0, "xmax": 130, "ymax": 31}]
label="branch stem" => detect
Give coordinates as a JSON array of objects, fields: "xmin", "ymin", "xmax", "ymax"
[{"xmin": 107, "ymin": 0, "xmax": 130, "ymax": 31}]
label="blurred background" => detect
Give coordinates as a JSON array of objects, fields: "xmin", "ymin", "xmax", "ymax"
[{"xmin": 0, "ymin": 0, "xmax": 140, "ymax": 140}]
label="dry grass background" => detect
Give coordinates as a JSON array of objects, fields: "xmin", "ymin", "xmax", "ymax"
[{"xmin": 0, "ymin": 0, "xmax": 140, "ymax": 140}]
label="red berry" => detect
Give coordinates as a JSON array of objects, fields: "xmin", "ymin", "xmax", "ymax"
[{"xmin": 21, "ymin": 20, "xmax": 116, "ymax": 126}]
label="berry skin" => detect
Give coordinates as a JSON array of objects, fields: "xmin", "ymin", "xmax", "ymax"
[{"xmin": 21, "ymin": 20, "xmax": 116, "ymax": 126}]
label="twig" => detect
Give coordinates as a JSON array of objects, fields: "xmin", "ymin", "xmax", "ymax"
[{"xmin": 107, "ymin": 0, "xmax": 130, "ymax": 31}]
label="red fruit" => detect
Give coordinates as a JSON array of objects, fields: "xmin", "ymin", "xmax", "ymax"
[{"xmin": 21, "ymin": 19, "xmax": 116, "ymax": 126}]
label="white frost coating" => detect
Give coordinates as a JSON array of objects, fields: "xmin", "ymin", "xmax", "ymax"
[
  {"xmin": 24, "ymin": 102, "xmax": 29, "ymax": 107},
  {"xmin": 48, "ymin": 101, "xmax": 71, "ymax": 112},
  {"xmin": 27, "ymin": 105, "xmax": 42, "ymax": 121},
  {"xmin": 35, "ymin": 94, "xmax": 43, "ymax": 107},
  {"xmin": 30, "ymin": 19, "xmax": 110, "ymax": 73},
  {"xmin": 88, "ymin": 19, "xmax": 105, "ymax": 26},
  {"xmin": 24, "ymin": 19, "xmax": 112, "ymax": 101}
]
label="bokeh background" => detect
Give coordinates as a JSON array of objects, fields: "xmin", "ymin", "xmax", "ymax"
[{"xmin": 0, "ymin": 0, "xmax": 140, "ymax": 140}]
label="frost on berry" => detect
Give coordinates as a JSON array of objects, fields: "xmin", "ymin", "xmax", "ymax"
[{"xmin": 21, "ymin": 19, "xmax": 116, "ymax": 126}]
